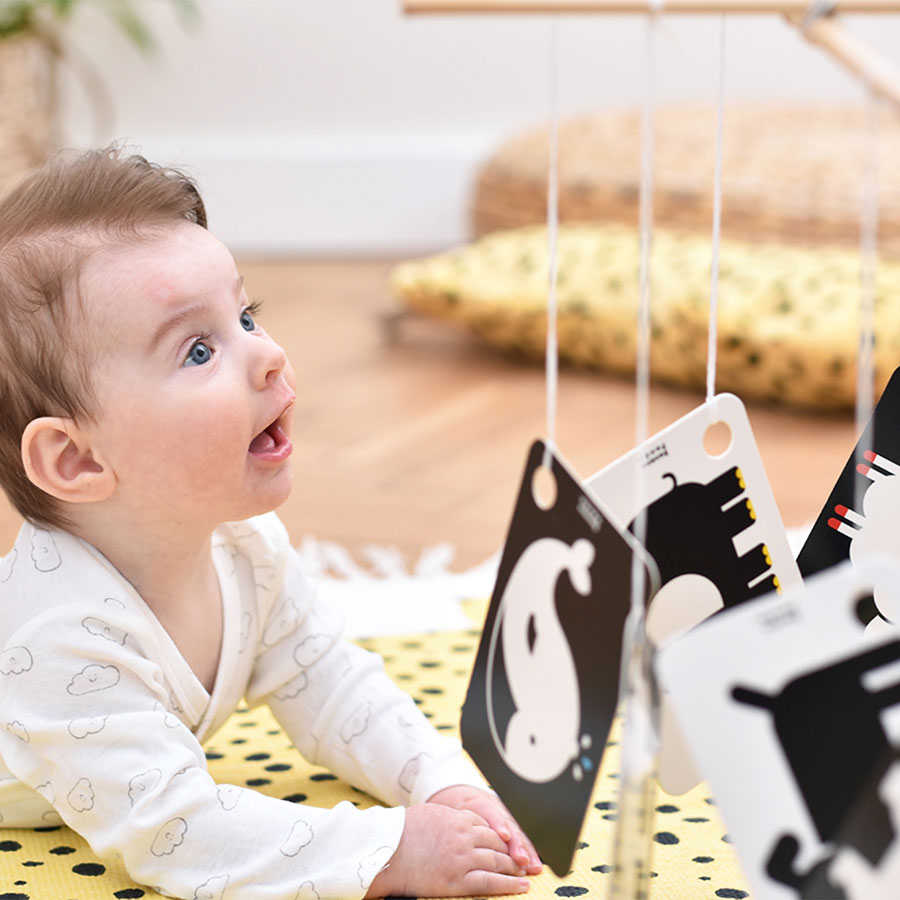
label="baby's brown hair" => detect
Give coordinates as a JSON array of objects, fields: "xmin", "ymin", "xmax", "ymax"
[{"xmin": 0, "ymin": 146, "xmax": 207, "ymax": 528}]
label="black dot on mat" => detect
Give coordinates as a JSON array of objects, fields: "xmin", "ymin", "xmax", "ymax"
[
  {"xmin": 114, "ymin": 890, "xmax": 146, "ymax": 898},
  {"xmin": 0, "ymin": 841, "xmax": 21, "ymax": 851},
  {"xmin": 602, "ymin": 814, "xmax": 618, "ymax": 821},
  {"xmin": 436, "ymin": 724, "xmax": 453, "ymax": 731},
  {"xmin": 238, "ymin": 721, "xmax": 257, "ymax": 728},
  {"xmin": 594, "ymin": 801, "xmax": 616, "ymax": 810},
  {"xmin": 693, "ymin": 856, "xmax": 714, "ymax": 864},
  {"xmin": 591, "ymin": 865, "xmax": 613, "ymax": 874},
  {"xmin": 73, "ymin": 862, "xmax": 106, "ymax": 876},
  {"xmin": 22, "ymin": 861, "xmax": 42, "ymax": 867},
  {"xmin": 0, "ymin": 893, "xmax": 30, "ymax": 900},
  {"xmin": 246, "ymin": 778, "xmax": 271, "ymax": 787},
  {"xmin": 230, "ymin": 738, "xmax": 247, "ymax": 744},
  {"xmin": 715, "ymin": 891, "xmax": 749, "ymax": 899},
  {"xmin": 396, "ymin": 674, "xmax": 413, "ymax": 681},
  {"xmin": 310, "ymin": 773, "xmax": 337, "ymax": 782},
  {"xmin": 265, "ymin": 763, "xmax": 292, "ymax": 772},
  {"xmin": 700, "ymin": 876, "xmax": 711, "ymax": 881},
  {"xmin": 421, "ymin": 688, "xmax": 444, "ymax": 695},
  {"xmin": 283, "ymin": 793, "xmax": 308, "ymax": 803},
  {"xmin": 452, "ymin": 645, "xmax": 473, "ymax": 652},
  {"xmin": 654, "ymin": 832, "xmax": 679, "ymax": 845},
  {"xmin": 555, "ymin": 887, "xmax": 588, "ymax": 897},
  {"xmin": 655, "ymin": 804, "xmax": 679, "ymax": 813},
  {"xmin": 266, "ymin": 729, "xmax": 281, "ymax": 736},
  {"xmin": 205, "ymin": 751, "xmax": 224, "ymax": 760},
  {"xmin": 576, "ymin": 842, "xmax": 589, "ymax": 850},
  {"xmin": 684, "ymin": 817, "xmax": 709, "ymax": 823},
  {"xmin": 722, "ymin": 834, "xmax": 733, "ymax": 843},
  {"xmin": 245, "ymin": 752, "xmax": 271, "ymax": 761},
  {"xmin": 49, "ymin": 846, "xmax": 76, "ymax": 855},
  {"xmin": 32, "ymin": 826, "xmax": 61, "ymax": 832}
]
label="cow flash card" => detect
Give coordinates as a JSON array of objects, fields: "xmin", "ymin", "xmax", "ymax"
[
  {"xmin": 658, "ymin": 559, "xmax": 900, "ymax": 900},
  {"xmin": 460, "ymin": 440, "xmax": 657, "ymax": 877},
  {"xmin": 586, "ymin": 393, "xmax": 802, "ymax": 794},
  {"xmin": 798, "ymin": 367, "xmax": 900, "ymax": 634}
]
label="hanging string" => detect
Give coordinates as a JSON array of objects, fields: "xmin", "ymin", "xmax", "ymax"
[
  {"xmin": 543, "ymin": 15, "xmax": 560, "ymax": 472},
  {"xmin": 706, "ymin": 16, "xmax": 727, "ymax": 405},
  {"xmin": 611, "ymin": 12, "xmax": 661, "ymax": 900},
  {"xmin": 855, "ymin": 86, "xmax": 879, "ymax": 512}
]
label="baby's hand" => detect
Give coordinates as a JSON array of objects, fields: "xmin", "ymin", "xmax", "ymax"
[
  {"xmin": 364, "ymin": 803, "xmax": 531, "ymax": 898},
  {"xmin": 428, "ymin": 785, "xmax": 543, "ymax": 875}
]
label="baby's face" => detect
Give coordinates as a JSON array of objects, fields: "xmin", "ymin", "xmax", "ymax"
[{"xmin": 77, "ymin": 222, "xmax": 296, "ymax": 531}]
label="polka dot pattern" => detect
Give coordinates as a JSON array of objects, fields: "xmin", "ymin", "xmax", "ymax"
[{"xmin": 0, "ymin": 627, "xmax": 752, "ymax": 899}]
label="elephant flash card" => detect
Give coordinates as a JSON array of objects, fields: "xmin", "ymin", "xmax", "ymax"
[
  {"xmin": 460, "ymin": 440, "xmax": 657, "ymax": 877},
  {"xmin": 658, "ymin": 559, "xmax": 900, "ymax": 900},
  {"xmin": 585, "ymin": 393, "xmax": 802, "ymax": 795},
  {"xmin": 798, "ymin": 366, "xmax": 900, "ymax": 634}
]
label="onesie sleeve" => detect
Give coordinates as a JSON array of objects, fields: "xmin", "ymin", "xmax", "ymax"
[
  {"xmin": 246, "ymin": 540, "xmax": 488, "ymax": 809},
  {"xmin": 0, "ymin": 601, "xmax": 404, "ymax": 900}
]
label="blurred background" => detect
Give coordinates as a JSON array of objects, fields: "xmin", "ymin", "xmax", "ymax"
[{"xmin": 1, "ymin": 0, "xmax": 895, "ymax": 566}]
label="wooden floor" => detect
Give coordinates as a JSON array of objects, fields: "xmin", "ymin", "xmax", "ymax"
[{"xmin": 0, "ymin": 259, "xmax": 859, "ymax": 570}]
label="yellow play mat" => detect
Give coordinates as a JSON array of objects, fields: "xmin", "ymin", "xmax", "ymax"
[{"xmin": 0, "ymin": 626, "xmax": 751, "ymax": 900}]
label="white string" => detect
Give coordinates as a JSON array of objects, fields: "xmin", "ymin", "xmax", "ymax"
[
  {"xmin": 543, "ymin": 14, "xmax": 560, "ymax": 471},
  {"xmin": 855, "ymin": 87, "xmax": 879, "ymax": 511},
  {"xmin": 706, "ymin": 16, "xmax": 726, "ymax": 405}
]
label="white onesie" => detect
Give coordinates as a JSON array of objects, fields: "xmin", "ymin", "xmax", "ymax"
[{"xmin": 0, "ymin": 513, "xmax": 485, "ymax": 899}]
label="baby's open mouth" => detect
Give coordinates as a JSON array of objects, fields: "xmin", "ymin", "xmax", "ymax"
[{"xmin": 249, "ymin": 419, "xmax": 289, "ymax": 456}]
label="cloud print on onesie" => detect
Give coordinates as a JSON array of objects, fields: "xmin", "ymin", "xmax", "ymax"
[
  {"xmin": 82, "ymin": 616, "xmax": 128, "ymax": 645},
  {"xmin": 30, "ymin": 528, "xmax": 61, "ymax": 571},
  {"xmin": 294, "ymin": 881, "xmax": 320, "ymax": 900},
  {"xmin": 67, "ymin": 777, "xmax": 94, "ymax": 812},
  {"xmin": 151, "ymin": 817, "xmax": 188, "ymax": 856},
  {"xmin": 358, "ymin": 847, "xmax": 393, "ymax": 888},
  {"xmin": 280, "ymin": 819, "xmax": 314, "ymax": 856},
  {"xmin": 0, "ymin": 646, "xmax": 33, "ymax": 675},
  {"xmin": 194, "ymin": 874, "xmax": 230, "ymax": 900},
  {"xmin": 68, "ymin": 716, "xmax": 107, "ymax": 739},
  {"xmin": 67, "ymin": 664, "xmax": 120, "ymax": 695},
  {"xmin": 0, "ymin": 547, "xmax": 16, "ymax": 582}
]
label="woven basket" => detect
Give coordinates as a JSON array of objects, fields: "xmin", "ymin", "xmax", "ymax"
[
  {"xmin": 472, "ymin": 104, "xmax": 900, "ymax": 256},
  {"xmin": 0, "ymin": 33, "xmax": 55, "ymax": 195}
]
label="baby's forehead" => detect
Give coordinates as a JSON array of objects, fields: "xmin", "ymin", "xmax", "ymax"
[{"xmin": 80, "ymin": 224, "xmax": 239, "ymax": 316}]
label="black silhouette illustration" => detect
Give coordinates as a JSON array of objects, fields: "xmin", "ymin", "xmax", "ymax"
[
  {"xmin": 630, "ymin": 466, "xmax": 778, "ymax": 608},
  {"xmin": 732, "ymin": 640, "xmax": 900, "ymax": 897}
]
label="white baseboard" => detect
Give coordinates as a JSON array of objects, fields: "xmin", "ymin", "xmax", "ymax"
[{"xmin": 134, "ymin": 133, "xmax": 498, "ymax": 258}]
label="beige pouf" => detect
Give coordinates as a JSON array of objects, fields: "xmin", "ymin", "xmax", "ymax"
[{"xmin": 472, "ymin": 104, "xmax": 900, "ymax": 256}]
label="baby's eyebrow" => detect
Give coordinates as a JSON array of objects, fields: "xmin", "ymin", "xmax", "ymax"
[{"xmin": 147, "ymin": 302, "xmax": 209, "ymax": 355}]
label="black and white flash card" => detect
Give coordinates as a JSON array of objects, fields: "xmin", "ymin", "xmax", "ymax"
[{"xmin": 461, "ymin": 441, "xmax": 656, "ymax": 877}]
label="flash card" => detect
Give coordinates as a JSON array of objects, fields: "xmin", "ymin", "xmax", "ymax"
[
  {"xmin": 586, "ymin": 393, "xmax": 802, "ymax": 794},
  {"xmin": 798, "ymin": 367, "xmax": 900, "ymax": 632},
  {"xmin": 658, "ymin": 559, "xmax": 900, "ymax": 900},
  {"xmin": 460, "ymin": 440, "xmax": 657, "ymax": 877}
]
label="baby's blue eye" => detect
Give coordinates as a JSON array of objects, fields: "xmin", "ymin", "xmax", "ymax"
[
  {"xmin": 240, "ymin": 310, "xmax": 256, "ymax": 332},
  {"xmin": 184, "ymin": 340, "xmax": 212, "ymax": 367}
]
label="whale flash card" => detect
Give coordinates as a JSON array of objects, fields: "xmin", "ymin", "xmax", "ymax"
[
  {"xmin": 798, "ymin": 367, "xmax": 900, "ymax": 635},
  {"xmin": 586, "ymin": 393, "xmax": 803, "ymax": 795},
  {"xmin": 658, "ymin": 559, "xmax": 900, "ymax": 900},
  {"xmin": 461, "ymin": 440, "xmax": 657, "ymax": 877}
]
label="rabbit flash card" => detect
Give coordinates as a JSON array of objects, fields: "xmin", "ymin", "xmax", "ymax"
[
  {"xmin": 585, "ymin": 393, "xmax": 802, "ymax": 794},
  {"xmin": 798, "ymin": 367, "xmax": 900, "ymax": 634},
  {"xmin": 658, "ymin": 559, "xmax": 900, "ymax": 900},
  {"xmin": 460, "ymin": 441, "xmax": 656, "ymax": 877}
]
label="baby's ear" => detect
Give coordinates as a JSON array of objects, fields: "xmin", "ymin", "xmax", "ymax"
[{"xmin": 21, "ymin": 417, "xmax": 115, "ymax": 504}]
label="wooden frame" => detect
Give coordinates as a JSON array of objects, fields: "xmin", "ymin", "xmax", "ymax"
[{"xmin": 403, "ymin": 2, "xmax": 900, "ymax": 107}]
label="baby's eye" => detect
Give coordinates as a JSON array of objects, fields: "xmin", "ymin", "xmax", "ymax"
[
  {"xmin": 240, "ymin": 309, "xmax": 257, "ymax": 332},
  {"xmin": 184, "ymin": 339, "xmax": 213, "ymax": 367}
]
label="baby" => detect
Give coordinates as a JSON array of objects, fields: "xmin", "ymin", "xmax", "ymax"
[{"xmin": 0, "ymin": 147, "xmax": 540, "ymax": 899}]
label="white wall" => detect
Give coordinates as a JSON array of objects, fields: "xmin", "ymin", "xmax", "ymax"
[{"xmin": 57, "ymin": 1, "xmax": 900, "ymax": 255}]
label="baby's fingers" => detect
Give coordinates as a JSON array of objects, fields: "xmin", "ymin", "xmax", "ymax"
[{"xmin": 464, "ymin": 870, "xmax": 531, "ymax": 896}]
